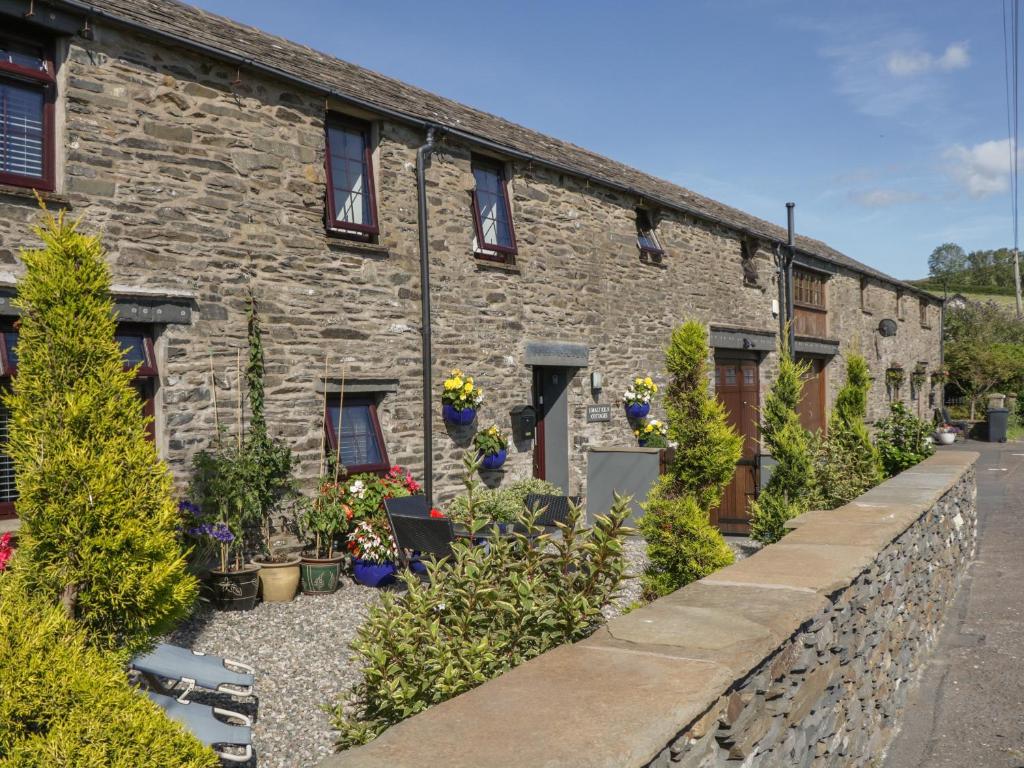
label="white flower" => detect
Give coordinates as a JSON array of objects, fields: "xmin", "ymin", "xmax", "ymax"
[
  {"xmin": 435, "ymin": 602, "xmax": 446, "ymax": 612},
  {"xmin": 349, "ymin": 479, "xmax": 367, "ymax": 499}
]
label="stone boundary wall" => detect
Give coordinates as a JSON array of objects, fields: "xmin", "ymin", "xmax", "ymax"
[{"xmin": 322, "ymin": 451, "xmax": 978, "ymax": 768}]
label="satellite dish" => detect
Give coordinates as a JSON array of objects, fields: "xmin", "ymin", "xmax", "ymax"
[{"xmin": 878, "ymin": 319, "xmax": 897, "ymax": 337}]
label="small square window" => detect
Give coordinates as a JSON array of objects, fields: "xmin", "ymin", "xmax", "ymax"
[
  {"xmin": 471, "ymin": 158, "xmax": 517, "ymax": 259},
  {"xmin": 325, "ymin": 117, "xmax": 379, "ymax": 237},
  {"xmin": 325, "ymin": 396, "xmax": 390, "ymax": 475},
  {"xmin": 636, "ymin": 209, "xmax": 663, "ymax": 256}
]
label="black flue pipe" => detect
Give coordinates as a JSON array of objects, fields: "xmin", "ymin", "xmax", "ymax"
[
  {"xmin": 786, "ymin": 202, "xmax": 796, "ymax": 359},
  {"xmin": 416, "ymin": 127, "xmax": 436, "ymax": 505}
]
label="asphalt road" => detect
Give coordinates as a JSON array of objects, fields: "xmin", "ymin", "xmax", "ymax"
[{"xmin": 884, "ymin": 441, "xmax": 1024, "ymax": 768}]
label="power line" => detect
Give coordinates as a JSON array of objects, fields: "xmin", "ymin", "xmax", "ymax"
[{"xmin": 1003, "ymin": 0, "xmax": 1024, "ymax": 316}]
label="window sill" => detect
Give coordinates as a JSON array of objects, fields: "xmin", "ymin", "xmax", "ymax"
[
  {"xmin": 921, "ymin": 324, "xmax": 933, "ymax": 330},
  {"xmin": 473, "ymin": 254, "xmax": 521, "ymax": 274},
  {"xmin": 325, "ymin": 233, "xmax": 390, "ymax": 257},
  {"xmin": 0, "ymin": 184, "xmax": 71, "ymax": 208}
]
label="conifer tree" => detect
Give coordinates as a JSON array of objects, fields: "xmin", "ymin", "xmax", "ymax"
[
  {"xmin": 5, "ymin": 211, "xmax": 196, "ymax": 655},
  {"xmin": 640, "ymin": 321, "xmax": 739, "ymax": 598},
  {"xmin": 749, "ymin": 334, "xmax": 815, "ymax": 544}
]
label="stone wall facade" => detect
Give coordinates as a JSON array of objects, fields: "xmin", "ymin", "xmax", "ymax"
[
  {"xmin": 322, "ymin": 450, "xmax": 978, "ymax": 768},
  {"xmin": 0, "ymin": 13, "xmax": 943, "ymax": 511}
]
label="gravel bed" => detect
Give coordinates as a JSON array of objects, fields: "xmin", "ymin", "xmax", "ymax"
[
  {"xmin": 166, "ymin": 577, "xmax": 381, "ymax": 768},
  {"xmin": 165, "ymin": 535, "xmax": 760, "ymax": 766}
]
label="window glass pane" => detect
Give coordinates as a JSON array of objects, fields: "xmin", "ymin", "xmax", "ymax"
[
  {"xmin": 116, "ymin": 334, "xmax": 148, "ymax": 367},
  {"xmin": 4, "ymin": 331, "xmax": 17, "ymax": 371},
  {"xmin": 0, "ymin": 399, "xmax": 15, "ymax": 503},
  {"xmin": 0, "ymin": 80, "xmax": 45, "ymax": 179},
  {"xmin": 638, "ymin": 230, "xmax": 660, "ymax": 252},
  {"xmin": 0, "ymin": 38, "xmax": 45, "ymax": 71},
  {"xmin": 474, "ymin": 166, "xmax": 512, "ymax": 249},
  {"xmin": 328, "ymin": 402, "xmax": 384, "ymax": 468},
  {"xmin": 725, "ymin": 366, "xmax": 736, "ymax": 385},
  {"xmin": 328, "ymin": 125, "xmax": 371, "ymax": 227}
]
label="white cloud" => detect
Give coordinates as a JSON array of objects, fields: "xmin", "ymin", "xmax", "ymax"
[
  {"xmin": 943, "ymin": 138, "xmax": 1016, "ymax": 198},
  {"xmin": 849, "ymin": 189, "xmax": 924, "ymax": 208},
  {"xmin": 886, "ymin": 42, "xmax": 970, "ymax": 77}
]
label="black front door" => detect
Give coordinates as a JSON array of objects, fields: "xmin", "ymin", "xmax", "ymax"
[{"xmin": 533, "ymin": 367, "xmax": 569, "ymax": 493}]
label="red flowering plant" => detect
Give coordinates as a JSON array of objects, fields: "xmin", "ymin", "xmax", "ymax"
[
  {"xmin": 340, "ymin": 466, "xmax": 422, "ymax": 522},
  {"xmin": 299, "ymin": 478, "xmax": 355, "ymax": 559},
  {"xmin": 0, "ymin": 532, "xmax": 13, "ymax": 571}
]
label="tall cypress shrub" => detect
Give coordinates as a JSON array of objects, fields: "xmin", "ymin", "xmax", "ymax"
[
  {"xmin": 639, "ymin": 321, "xmax": 739, "ymax": 599},
  {"xmin": 749, "ymin": 335, "xmax": 815, "ymax": 544},
  {"xmin": 5, "ymin": 212, "xmax": 196, "ymax": 655},
  {"xmin": 812, "ymin": 352, "xmax": 883, "ymax": 509}
]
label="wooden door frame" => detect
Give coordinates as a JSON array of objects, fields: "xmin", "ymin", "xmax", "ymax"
[
  {"xmin": 532, "ymin": 367, "xmax": 546, "ymax": 480},
  {"xmin": 712, "ymin": 352, "xmax": 761, "ymax": 534}
]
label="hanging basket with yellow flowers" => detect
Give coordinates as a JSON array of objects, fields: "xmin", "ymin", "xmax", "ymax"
[{"xmin": 441, "ymin": 368, "xmax": 483, "ymax": 425}]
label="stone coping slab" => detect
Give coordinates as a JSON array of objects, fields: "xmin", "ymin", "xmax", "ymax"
[{"xmin": 320, "ymin": 451, "xmax": 978, "ymax": 768}]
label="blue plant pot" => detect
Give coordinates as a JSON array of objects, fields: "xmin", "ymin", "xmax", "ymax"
[
  {"xmin": 625, "ymin": 402, "xmax": 650, "ymax": 420},
  {"xmin": 480, "ymin": 449, "xmax": 507, "ymax": 470},
  {"xmin": 352, "ymin": 558, "xmax": 397, "ymax": 588},
  {"xmin": 442, "ymin": 404, "xmax": 476, "ymax": 426},
  {"xmin": 638, "ymin": 438, "xmax": 649, "ymax": 447}
]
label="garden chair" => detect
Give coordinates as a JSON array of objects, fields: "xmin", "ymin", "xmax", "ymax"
[
  {"xmin": 383, "ymin": 495, "xmax": 431, "ymax": 518},
  {"xmin": 146, "ymin": 691, "xmax": 253, "ymax": 763},
  {"xmin": 523, "ymin": 494, "xmax": 582, "ymax": 530},
  {"xmin": 386, "ymin": 510, "xmax": 455, "ymax": 578}
]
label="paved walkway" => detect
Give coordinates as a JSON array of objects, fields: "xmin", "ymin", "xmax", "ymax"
[{"xmin": 885, "ymin": 441, "xmax": 1024, "ymax": 768}]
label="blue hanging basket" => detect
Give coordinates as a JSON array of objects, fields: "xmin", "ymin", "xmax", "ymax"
[
  {"xmin": 625, "ymin": 402, "xmax": 650, "ymax": 420},
  {"xmin": 442, "ymin": 404, "xmax": 476, "ymax": 425},
  {"xmin": 480, "ymin": 449, "xmax": 508, "ymax": 470}
]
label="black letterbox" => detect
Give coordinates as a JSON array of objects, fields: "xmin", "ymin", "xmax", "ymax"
[{"xmin": 510, "ymin": 405, "xmax": 537, "ymax": 440}]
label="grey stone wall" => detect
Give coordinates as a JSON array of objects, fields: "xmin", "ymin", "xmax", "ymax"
[
  {"xmin": 322, "ymin": 450, "xmax": 978, "ymax": 768},
  {"xmin": 0, "ymin": 19, "xmax": 942, "ymax": 506}
]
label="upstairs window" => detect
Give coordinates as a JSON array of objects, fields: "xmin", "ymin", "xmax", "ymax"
[
  {"xmin": 325, "ymin": 396, "xmax": 390, "ymax": 475},
  {"xmin": 919, "ymin": 297, "xmax": 929, "ymax": 327},
  {"xmin": 325, "ymin": 117, "xmax": 378, "ymax": 236},
  {"xmin": 636, "ymin": 209, "xmax": 663, "ymax": 256},
  {"xmin": 0, "ymin": 27, "xmax": 55, "ymax": 191},
  {"xmin": 793, "ymin": 269, "xmax": 826, "ymax": 309},
  {"xmin": 471, "ymin": 158, "xmax": 517, "ymax": 258},
  {"xmin": 860, "ymin": 277, "xmax": 870, "ymax": 312}
]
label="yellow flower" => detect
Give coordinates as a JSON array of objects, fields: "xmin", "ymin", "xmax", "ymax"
[
  {"xmin": 452, "ymin": 377, "xmax": 463, "ymax": 389},
  {"xmin": 644, "ymin": 377, "xmax": 653, "ymax": 387},
  {"xmin": 633, "ymin": 430, "xmax": 640, "ymax": 436},
  {"xmin": 451, "ymin": 368, "xmax": 463, "ymax": 378},
  {"xmin": 466, "ymin": 376, "xmax": 474, "ymax": 385},
  {"xmin": 443, "ymin": 379, "xmax": 455, "ymax": 390},
  {"xmin": 635, "ymin": 377, "xmax": 643, "ymax": 385},
  {"xmin": 644, "ymin": 424, "xmax": 654, "ymax": 433},
  {"xmin": 652, "ymin": 383, "xmax": 658, "ymax": 392},
  {"xmin": 463, "ymin": 382, "xmax": 473, "ymax": 394}
]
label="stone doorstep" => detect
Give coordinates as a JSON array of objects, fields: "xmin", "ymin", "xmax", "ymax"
[
  {"xmin": 587, "ymin": 582, "xmax": 827, "ymax": 676},
  {"xmin": 322, "ymin": 642, "xmax": 735, "ymax": 768},
  {"xmin": 701, "ymin": 542, "xmax": 878, "ymax": 595}
]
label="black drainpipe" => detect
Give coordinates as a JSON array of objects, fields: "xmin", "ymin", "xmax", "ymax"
[
  {"xmin": 785, "ymin": 202, "xmax": 796, "ymax": 359},
  {"xmin": 417, "ymin": 127, "xmax": 437, "ymax": 505}
]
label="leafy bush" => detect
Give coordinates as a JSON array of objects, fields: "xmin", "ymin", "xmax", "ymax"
[
  {"xmin": 330, "ymin": 455, "xmax": 631, "ymax": 748},
  {"xmin": 811, "ymin": 353, "xmax": 883, "ymax": 510},
  {"xmin": 749, "ymin": 337, "xmax": 815, "ymax": 544},
  {"xmin": 874, "ymin": 402, "xmax": 935, "ymax": 476},
  {"xmin": 0, "ymin": 577, "xmax": 218, "ymax": 768},
  {"xmin": 638, "ymin": 477, "xmax": 733, "ymax": 598},
  {"xmin": 6, "ymin": 212, "xmax": 196, "ymax": 654},
  {"xmin": 641, "ymin": 321, "xmax": 739, "ymax": 598},
  {"xmin": 445, "ymin": 475, "xmax": 562, "ymax": 524}
]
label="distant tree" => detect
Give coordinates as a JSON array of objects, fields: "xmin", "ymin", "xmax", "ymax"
[{"xmin": 928, "ymin": 243, "xmax": 967, "ymax": 283}]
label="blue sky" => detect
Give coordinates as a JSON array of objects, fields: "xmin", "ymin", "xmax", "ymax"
[{"xmin": 192, "ymin": 0, "xmax": 1013, "ymax": 279}]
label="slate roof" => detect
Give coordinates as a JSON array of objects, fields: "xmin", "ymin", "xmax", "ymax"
[{"xmin": 57, "ymin": 0, "xmax": 932, "ymax": 297}]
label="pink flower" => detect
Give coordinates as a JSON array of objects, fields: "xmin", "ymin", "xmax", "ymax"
[
  {"xmin": 429, "ymin": 508, "xmax": 445, "ymax": 519},
  {"xmin": 0, "ymin": 532, "xmax": 13, "ymax": 572}
]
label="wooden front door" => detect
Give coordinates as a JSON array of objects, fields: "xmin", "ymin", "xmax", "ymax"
[
  {"xmin": 712, "ymin": 356, "xmax": 759, "ymax": 535},
  {"xmin": 797, "ymin": 356, "xmax": 826, "ymax": 435}
]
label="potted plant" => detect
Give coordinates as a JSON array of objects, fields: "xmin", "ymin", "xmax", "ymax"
[
  {"xmin": 347, "ymin": 518, "xmax": 399, "ymax": 588},
  {"xmin": 634, "ymin": 418, "xmax": 669, "ymax": 447},
  {"xmin": 299, "ymin": 479, "xmax": 353, "ymax": 594},
  {"xmin": 474, "ymin": 424, "xmax": 509, "ymax": 469},
  {"xmin": 624, "ymin": 376, "xmax": 657, "ymax": 419},
  {"xmin": 935, "ymin": 424, "xmax": 957, "ymax": 445},
  {"xmin": 885, "ymin": 366, "xmax": 905, "ymax": 400},
  {"xmin": 441, "ymin": 368, "xmax": 483, "ymax": 425},
  {"xmin": 911, "ymin": 363, "xmax": 927, "ymax": 398}
]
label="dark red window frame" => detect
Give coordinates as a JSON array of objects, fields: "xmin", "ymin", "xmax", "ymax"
[
  {"xmin": 636, "ymin": 209, "xmax": 664, "ymax": 256},
  {"xmin": 0, "ymin": 323, "xmax": 158, "ymax": 519},
  {"xmin": 324, "ymin": 116, "xmax": 379, "ymax": 238},
  {"xmin": 0, "ymin": 24, "xmax": 56, "ymax": 192},
  {"xmin": 471, "ymin": 157, "xmax": 518, "ymax": 260},
  {"xmin": 324, "ymin": 395, "xmax": 390, "ymax": 476}
]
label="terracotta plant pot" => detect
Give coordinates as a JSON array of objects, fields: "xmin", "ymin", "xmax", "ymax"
[
  {"xmin": 207, "ymin": 564, "xmax": 260, "ymax": 611},
  {"xmin": 254, "ymin": 556, "xmax": 301, "ymax": 603},
  {"xmin": 300, "ymin": 553, "xmax": 346, "ymax": 595}
]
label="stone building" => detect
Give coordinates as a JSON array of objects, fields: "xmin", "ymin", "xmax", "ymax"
[{"xmin": 0, "ymin": 0, "xmax": 942, "ymax": 534}]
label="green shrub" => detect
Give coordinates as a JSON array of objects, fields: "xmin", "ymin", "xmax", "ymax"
[
  {"xmin": 811, "ymin": 353, "xmax": 883, "ymax": 509},
  {"xmin": 445, "ymin": 475, "xmax": 561, "ymax": 524},
  {"xmin": 5, "ymin": 212, "xmax": 196, "ymax": 655},
  {"xmin": 749, "ymin": 336, "xmax": 815, "ymax": 544},
  {"xmin": 874, "ymin": 402, "xmax": 935, "ymax": 476},
  {"xmin": 330, "ymin": 455, "xmax": 631, "ymax": 748},
  {"xmin": 638, "ymin": 477, "xmax": 733, "ymax": 599},
  {"xmin": 663, "ymin": 322, "xmax": 744, "ymax": 510},
  {"xmin": 640, "ymin": 321, "xmax": 739, "ymax": 598},
  {"xmin": 0, "ymin": 577, "xmax": 218, "ymax": 768}
]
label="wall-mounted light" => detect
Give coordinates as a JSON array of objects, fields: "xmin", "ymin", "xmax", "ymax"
[{"xmin": 590, "ymin": 371, "xmax": 604, "ymax": 392}]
